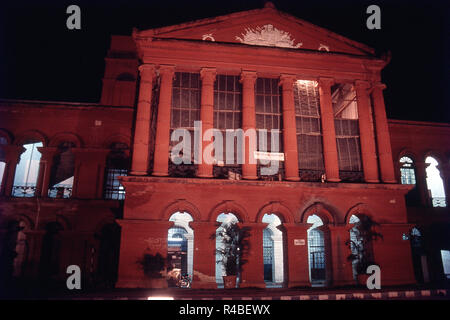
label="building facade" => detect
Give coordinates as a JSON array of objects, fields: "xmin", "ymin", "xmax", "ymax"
[{"xmin": 0, "ymin": 3, "xmax": 449, "ymax": 292}]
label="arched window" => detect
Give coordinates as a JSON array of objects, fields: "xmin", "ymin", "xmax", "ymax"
[
  {"xmin": 0, "ymin": 220, "xmax": 28, "ymax": 282},
  {"xmin": 425, "ymin": 156, "xmax": 446, "ymax": 207},
  {"xmin": 104, "ymin": 143, "xmax": 129, "ymax": 200},
  {"xmin": 12, "ymin": 141, "xmax": 43, "ymax": 197},
  {"xmin": 167, "ymin": 212, "xmax": 193, "ymax": 287},
  {"xmin": 399, "ymin": 156, "xmax": 416, "ymax": 185},
  {"xmin": 307, "ymin": 215, "xmax": 326, "ymax": 285},
  {"xmin": 262, "ymin": 213, "xmax": 284, "ymax": 286},
  {"xmin": 215, "ymin": 213, "xmax": 239, "ymax": 287},
  {"xmin": 48, "ymin": 142, "xmax": 75, "ymax": 198},
  {"xmin": 96, "ymin": 223, "xmax": 121, "ymax": 288}
]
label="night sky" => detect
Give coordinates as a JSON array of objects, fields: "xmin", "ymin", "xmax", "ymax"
[{"xmin": 0, "ymin": 0, "xmax": 448, "ymax": 123}]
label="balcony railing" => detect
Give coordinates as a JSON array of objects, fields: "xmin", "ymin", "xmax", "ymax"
[
  {"xmin": 12, "ymin": 185, "xmax": 37, "ymax": 197},
  {"xmin": 432, "ymin": 197, "xmax": 447, "ymax": 208},
  {"xmin": 48, "ymin": 185, "xmax": 72, "ymax": 199}
]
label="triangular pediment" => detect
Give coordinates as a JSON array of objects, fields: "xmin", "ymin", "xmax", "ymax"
[{"xmin": 137, "ymin": 4, "xmax": 374, "ymax": 56}]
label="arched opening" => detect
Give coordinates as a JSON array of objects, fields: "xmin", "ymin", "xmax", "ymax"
[
  {"xmin": 215, "ymin": 212, "xmax": 239, "ymax": 288},
  {"xmin": 96, "ymin": 223, "xmax": 121, "ymax": 288},
  {"xmin": 0, "ymin": 220, "xmax": 28, "ymax": 286},
  {"xmin": 410, "ymin": 227, "xmax": 429, "ymax": 283},
  {"xmin": 104, "ymin": 142, "xmax": 129, "ymax": 200},
  {"xmin": 167, "ymin": 212, "xmax": 193, "ymax": 287},
  {"xmin": 48, "ymin": 142, "xmax": 75, "ymax": 198},
  {"xmin": 425, "ymin": 156, "xmax": 447, "ymax": 207},
  {"xmin": 262, "ymin": 213, "xmax": 284, "ymax": 287},
  {"xmin": 39, "ymin": 222, "xmax": 63, "ymax": 283},
  {"xmin": 307, "ymin": 215, "xmax": 326, "ymax": 286},
  {"xmin": 12, "ymin": 141, "xmax": 43, "ymax": 197}
]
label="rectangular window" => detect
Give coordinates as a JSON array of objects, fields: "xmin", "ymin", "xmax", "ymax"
[
  {"xmin": 332, "ymin": 83, "xmax": 363, "ymax": 182},
  {"xmin": 104, "ymin": 168, "xmax": 127, "ymax": 200},
  {"xmin": 294, "ymin": 80, "xmax": 324, "ymax": 181},
  {"xmin": 214, "ymin": 75, "xmax": 242, "ymax": 166},
  {"xmin": 255, "ymin": 78, "xmax": 283, "ymax": 178},
  {"xmin": 169, "ymin": 72, "xmax": 201, "ymax": 176}
]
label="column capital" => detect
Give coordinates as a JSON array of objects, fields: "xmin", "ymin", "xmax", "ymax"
[
  {"xmin": 158, "ymin": 65, "xmax": 176, "ymax": 78},
  {"xmin": 279, "ymin": 74, "xmax": 296, "ymax": 87},
  {"xmin": 355, "ymin": 80, "xmax": 371, "ymax": 90},
  {"xmin": 239, "ymin": 70, "xmax": 257, "ymax": 83},
  {"xmin": 318, "ymin": 77, "xmax": 335, "ymax": 87},
  {"xmin": 372, "ymin": 82, "xmax": 387, "ymax": 91},
  {"xmin": 36, "ymin": 146, "xmax": 58, "ymax": 160},
  {"xmin": 200, "ymin": 67, "xmax": 217, "ymax": 83},
  {"xmin": 138, "ymin": 64, "xmax": 156, "ymax": 77},
  {"xmin": 0, "ymin": 145, "xmax": 25, "ymax": 163}
]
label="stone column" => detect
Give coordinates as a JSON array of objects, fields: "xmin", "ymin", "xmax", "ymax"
[
  {"xmin": 153, "ymin": 65, "xmax": 175, "ymax": 177},
  {"xmin": 240, "ymin": 71, "xmax": 258, "ymax": 180},
  {"xmin": 197, "ymin": 68, "xmax": 217, "ymax": 178},
  {"xmin": 371, "ymin": 83, "xmax": 396, "ymax": 183},
  {"xmin": 283, "ymin": 223, "xmax": 311, "ymax": 287},
  {"xmin": 355, "ymin": 80, "xmax": 379, "ymax": 183},
  {"xmin": 116, "ymin": 219, "xmax": 174, "ymax": 288},
  {"xmin": 415, "ymin": 160, "xmax": 431, "ymax": 207},
  {"xmin": 0, "ymin": 145, "xmax": 24, "ymax": 197},
  {"xmin": 36, "ymin": 147, "xmax": 57, "ymax": 197},
  {"xmin": 318, "ymin": 78, "xmax": 341, "ymax": 182},
  {"xmin": 328, "ymin": 225, "xmax": 355, "ymax": 286},
  {"xmin": 279, "ymin": 75, "xmax": 300, "ymax": 181},
  {"xmin": 438, "ymin": 163, "xmax": 450, "ymax": 204},
  {"xmin": 130, "ymin": 64, "xmax": 156, "ymax": 176},
  {"xmin": 190, "ymin": 221, "xmax": 218, "ymax": 289},
  {"xmin": 239, "ymin": 222, "xmax": 266, "ymax": 288}
]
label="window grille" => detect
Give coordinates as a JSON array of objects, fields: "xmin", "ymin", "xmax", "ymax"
[
  {"xmin": 263, "ymin": 229, "xmax": 274, "ymax": 281},
  {"xmin": 255, "ymin": 78, "xmax": 284, "ymax": 178},
  {"xmin": 294, "ymin": 80, "xmax": 324, "ymax": 181},
  {"xmin": 170, "ymin": 72, "xmax": 201, "ymax": 166},
  {"xmin": 399, "ymin": 156, "xmax": 416, "ymax": 185},
  {"xmin": 104, "ymin": 168, "xmax": 127, "ymax": 200},
  {"xmin": 332, "ymin": 84, "xmax": 363, "ymax": 181},
  {"xmin": 213, "ymin": 75, "xmax": 242, "ymax": 173},
  {"xmin": 308, "ymin": 229, "xmax": 325, "ymax": 280}
]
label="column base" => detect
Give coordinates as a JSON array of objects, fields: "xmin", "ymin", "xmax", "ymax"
[
  {"xmin": 129, "ymin": 171, "xmax": 148, "ymax": 176},
  {"xmin": 327, "ymin": 178, "xmax": 341, "ymax": 182},
  {"xmin": 239, "ymin": 281, "xmax": 266, "ymax": 289},
  {"xmin": 196, "ymin": 174, "xmax": 213, "ymax": 178},
  {"xmin": 287, "ymin": 280, "xmax": 311, "ymax": 288},
  {"xmin": 285, "ymin": 177, "xmax": 300, "ymax": 182},
  {"xmin": 152, "ymin": 172, "xmax": 169, "ymax": 177},
  {"xmin": 242, "ymin": 175, "xmax": 258, "ymax": 180},
  {"xmin": 191, "ymin": 281, "xmax": 217, "ymax": 289},
  {"xmin": 381, "ymin": 180, "xmax": 397, "ymax": 184},
  {"xmin": 365, "ymin": 179, "xmax": 380, "ymax": 183}
]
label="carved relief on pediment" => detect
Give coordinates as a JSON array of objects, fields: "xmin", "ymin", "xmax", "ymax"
[{"xmin": 235, "ymin": 24, "xmax": 302, "ymax": 49}]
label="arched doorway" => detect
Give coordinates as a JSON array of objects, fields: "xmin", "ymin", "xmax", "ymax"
[
  {"xmin": 0, "ymin": 220, "xmax": 28, "ymax": 287},
  {"xmin": 262, "ymin": 213, "xmax": 284, "ymax": 287},
  {"xmin": 425, "ymin": 156, "xmax": 447, "ymax": 207},
  {"xmin": 97, "ymin": 223, "xmax": 121, "ymax": 288},
  {"xmin": 307, "ymin": 215, "xmax": 326, "ymax": 286},
  {"xmin": 215, "ymin": 213, "xmax": 239, "ymax": 287},
  {"xmin": 167, "ymin": 212, "xmax": 193, "ymax": 287},
  {"xmin": 39, "ymin": 222, "xmax": 63, "ymax": 285}
]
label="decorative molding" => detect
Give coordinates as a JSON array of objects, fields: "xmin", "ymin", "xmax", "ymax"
[
  {"xmin": 318, "ymin": 44, "xmax": 330, "ymax": 52},
  {"xmin": 202, "ymin": 33, "xmax": 215, "ymax": 42},
  {"xmin": 235, "ymin": 24, "xmax": 302, "ymax": 49}
]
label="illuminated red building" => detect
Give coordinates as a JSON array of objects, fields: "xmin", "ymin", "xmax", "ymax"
[{"xmin": 0, "ymin": 3, "xmax": 448, "ymax": 292}]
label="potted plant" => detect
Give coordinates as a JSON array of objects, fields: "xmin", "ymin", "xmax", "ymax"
[
  {"xmin": 212, "ymin": 221, "xmax": 250, "ymax": 288},
  {"xmin": 346, "ymin": 215, "xmax": 383, "ymax": 286},
  {"xmin": 137, "ymin": 252, "xmax": 168, "ymax": 288}
]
